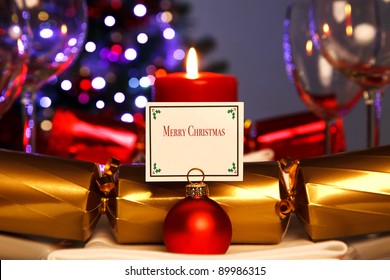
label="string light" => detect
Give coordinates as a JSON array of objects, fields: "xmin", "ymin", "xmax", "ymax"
[
  {"xmin": 139, "ymin": 76, "xmax": 151, "ymax": 88},
  {"xmin": 163, "ymin": 27, "xmax": 175, "ymax": 39},
  {"xmin": 146, "ymin": 65, "xmax": 157, "ymax": 74},
  {"xmin": 68, "ymin": 38, "xmax": 77, "ymax": 47},
  {"xmin": 134, "ymin": 4, "xmax": 147, "ymax": 17},
  {"xmin": 137, "ymin": 33, "xmax": 148, "ymax": 44},
  {"xmin": 104, "ymin": 15, "xmax": 115, "ymax": 27},
  {"xmin": 9, "ymin": 25, "xmax": 21, "ymax": 40},
  {"xmin": 60, "ymin": 80, "xmax": 72, "ymax": 91},
  {"xmin": 99, "ymin": 48, "xmax": 110, "ymax": 59},
  {"xmin": 38, "ymin": 11, "xmax": 49, "ymax": 21},
  {"xmin": 121, "ymin": 113, "xmax": 134, "ymax": 123},
  {"xmin": 173, "ymin": 49, "xmax": 185, "ymax": 60},
  {"xmin": 147, "ymin": 74, "xmax": 156, "ymax": 85},
  {"xmin": 159, "ymin": 11, "xmax": 173, "ymax": 23},
  {"xmin": 54, "ymin": 52, "xmax": 67, "ymax": 63},
  {"xmin": 128, "ymin": 77, "xmax": 139, "ymax": 88},
  {"xmin": 96, "ymin": 100, "xmax": 105, "ymax": 109},
  {"xmin": 40, "ymin": 120, "xmax": 53, "ymax": 132},
  {"xmin": 84, "ymin": 41, "xmax": 96, "ymax": 53},
  {"xmin": 91, "ymin": 77, "xmax": 106, "ymax": 90},
  {"xmin": 39, "ymin": 97, "xmax": 52, "ymax": 108},
  {"xmin": 111, "ymin": 44, "xmax": 122, "ymax": 55},
  {"xmin": 135, "ymin": 95, "xmax": 148, "ymax": 108},
  {"xmin": 114, "ymin": 92, "xmax": 125, "ymax": 103},
  {"xmin": 40, "ymin": 28, "xmax": 53, "ymax": 39},
  {"xmin": 124, "ymin": 48, "xmax": 137, "ymax": 60},
  {"xmin": 78, "ymin": 93, "xmax": 89, "ymax": 104},
  {"xmin": 107, "ymin": 52, "xmax": 119, "ymax": 62},
  {"xmin": 80, "ymin": 79, "xmax": 91, "ymax": 91}
]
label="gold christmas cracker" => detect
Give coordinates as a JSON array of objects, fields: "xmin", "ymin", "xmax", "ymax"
[
  {"xmin": 296, "ymin": 145, "xmax": 390, "ymax": 240},
  {"xmin": 0, "ymin": 149, "xmax": 289, "ymax": 244},
  {"xmin": 107, "ymin": 161, "xmax": 289, "ymax": 244},
  {"xmin": 1, "ymin": 146, "xmax": 390, "ymax": 244},
  {"xmin": 0, "ymin": 149, "xmax": 102, "ymax": 241}
]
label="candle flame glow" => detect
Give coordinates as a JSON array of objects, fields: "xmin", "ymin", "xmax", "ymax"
[
  {"xmin": 186, "ymin": 47, "xmax": 199, "ymax": 79},
  {"xmin": 305, "ymin": 39, "xmax": 313, "ymax": 56},
  {"xmin": 345, "ymin": 3, "xmax": 353, "ymax": 36},
  {"xmin": 323, "ymin": 23, "xmax": 330, "ymax": 35}
]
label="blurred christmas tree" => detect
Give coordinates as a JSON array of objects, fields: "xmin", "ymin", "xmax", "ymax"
[
  {"xmin": 42, "ymin": 0, "xmax": 190, "ymax": 122},
  {"xmin": 39, "ymin": 0, "xmax": 228, "ymax": 121},
  {"xmin": 0, "ymin": 0, "xmax": 228, "ymax": 153}
]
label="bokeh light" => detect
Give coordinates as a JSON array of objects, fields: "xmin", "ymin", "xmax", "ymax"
[
  {"xmin": 91, "ymin": 77, "xmax": 106, "ymax": 90},
  {"xmin": 40, "ymin": 28, "xmax": 53, "ymax": 39},
  {"xmin": 163, "ymin": 27, "xmax": 175, "ymax": 39},
  {"xmin": 139, "ymin": 76, "xmax": 151, "ymax": 88},
  {"xmin": 104, "ymin": 15, "xmax": 116, "ymax": 27},
  {"xmin": 85, "ymin": 41, "xmax": 96, "ymax": 52},
  {"xmin": 128, "ymin": 77, "xmax": 139, "ymax": 88},
  {"xmin": 114, "ymin": 92, "xmax": 125, "ymax": 103},
  {"xmin": 134, "ymin": 4, "xmax": 147, "ymax": 17},
  {"xmin": 39, "ymin": 96, "xmax": 52, "ymax": 108},
  {"xmin": 137, "ymin": 33, "xmax": 148, "ymax": 44},
  {"xmin": 173, "ymin": 49, "xmax": 185, "ymax": 60},
  {"xmin": 60, "ymin": 80, "xmax": 72, "ymax": 91},
  {"xmin": 78, "ymin": 93, "xmax": 90, "ymax": 104},
  {"xmin": 121, "ymin": 113, "xmax": 134, "ymax": 123},
  {"xmin": 40, "ymin": 120, "xmax": 53, "ymax": 132},
  {"xmin": 96, "ymin": 100, "xmax": 105, "ymax": 109},
  {"xmin": 135, "ymin": 95, "xmax": 148, "ymax": 108},
  {"xmin": 124, "ymin": 48, "xmax": 137, "ymax": 60}
]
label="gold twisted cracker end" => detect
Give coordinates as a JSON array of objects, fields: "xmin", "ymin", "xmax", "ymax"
[
  {"xmin": 97, "ymin": 158, "xmax": 120, "ymax": 196},
  {"xmin": 276, "ymin": 157, "xmax": 300, "ymax": 219}
]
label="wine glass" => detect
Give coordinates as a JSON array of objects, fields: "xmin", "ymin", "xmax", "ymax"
[
  {"xmin": 283, "ymin": 1, "xmax": 364, "ymax": 154},
  {"xmin": 22, "ymin": 0, "xmax": 88, "ymax": 153},
  {"xmin": 0, "ymin": 0, "xmax": 28, "ymax": 119},
  {"xmin": 310, "ymin": 0, "xmax": 390, "ymax": 148}
]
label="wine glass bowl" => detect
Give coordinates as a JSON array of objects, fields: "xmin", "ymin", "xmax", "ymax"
[
  {"xmin": 25, "ymin": 0, "xmax": 88, "ymax": 91},
  {"xmin": 0, "ymin": 0, "xmax": 28, "ymax": 118},
  {"xmin": 285, "ymin": 49, "xmax": 363, "ymax": 121},
  {"xmin": 310, "ymin": 0, "xmax": 390, "ymax": 147},
  {"xmin": 22, "ymin": 0, "xmax": 88, "ymax": 152},
  {"xmin": 284, "ymin": 1, "xmax": 364, "ymax": 153},
  {"xmin": 312, "ymin": 1, "xmax": 389, "ymax": 87}
]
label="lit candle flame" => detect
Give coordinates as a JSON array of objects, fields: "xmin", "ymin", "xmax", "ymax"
[{"xmin": 186, "ymin": 47, "xmax": 199, "ymax": 79}]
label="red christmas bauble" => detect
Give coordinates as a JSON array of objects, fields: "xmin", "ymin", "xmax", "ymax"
[{"xmin": 163, "ymin": 195, "xmax": 232, "ymax": 254}]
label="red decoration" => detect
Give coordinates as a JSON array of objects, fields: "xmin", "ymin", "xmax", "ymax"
[
  {"xmin": 253, "ymin": 111, "xmax": 346, "ymax": 159},
  {"xmin": 163, "ymin": 183, "xmax": 232, "ymax": 254},
  {"xmin": 46, "ymin": 109, "xmax": 139, "ymax": 164}
]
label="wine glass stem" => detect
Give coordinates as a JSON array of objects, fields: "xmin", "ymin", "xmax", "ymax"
[
  {"xmin": 364, "ymin": 89, "xmax": 382, "ymax": 148},
  {"xmin": 21, "ymin": 91, "xmax": 36, "ymax": 153},
  {"xmin": 324, "ymin": 119, "xmax": 334, "ymax": 155}
]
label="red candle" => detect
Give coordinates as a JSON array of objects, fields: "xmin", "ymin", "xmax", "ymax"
[{"xmin": 153, "ymin": 48, "xmax": 238, "ymax": 102}]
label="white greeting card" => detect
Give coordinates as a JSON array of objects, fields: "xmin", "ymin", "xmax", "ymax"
[{"xmin": 145, "ymin": 102, "xmax": 244, "ymax": 182}]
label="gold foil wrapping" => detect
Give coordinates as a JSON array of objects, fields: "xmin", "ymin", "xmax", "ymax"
[
  {"xmin": 1, "ymin": 146, "xmax": 390, "ymax": 245},
  {"xmin": 0, "ymin": 149, "xmax": 288, "ymax": 244},
  {"xmin": 107, "ymin": 161, "xmax": 289, "ymax": 244},
  {"xmin": 296, "ymin": 146, "xmax": 390, "ymax": 240},
  {"xmin": 0, "ymin": 149, "xmax": 102, "ymax": 241}
]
